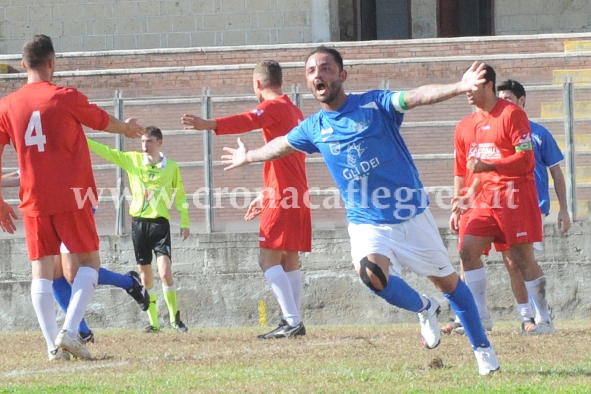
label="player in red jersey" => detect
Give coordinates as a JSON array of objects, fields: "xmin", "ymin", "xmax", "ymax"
[
  {"xmin": 0, "ymin": 35, "xmax": 144, "ymax": 360},
  {"xmin": 181, "ymin": 60, "xmax": 311, "ymax": 338},
  {"xmin": 456, "ymin": 64, "xmax": 554, "ymax": 335}
]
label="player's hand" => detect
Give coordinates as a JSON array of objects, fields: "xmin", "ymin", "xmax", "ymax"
[
  {"xmin": 180, "ymin": 227, "xmax": 191, "ymax": 240},
  {"xmin": 0, "ymin": 200, "xmax": 18, "ymax": 234},
  {"xmin": 222, "ymin": 138, "xmax": 249, "ymax": 171},
  {"xmin": 461, "ymin": 61, "xmax": 487, "ymax": 92},
  {"xmin": 245, "ymin": 193, "xmax": 264, "ymax": 221},
  {"xmin": 449, "ymin": 212, "xmax": 460, "ymax": 233},
  {"xmin": 557, "ymin": 209, "xmax": 571, "ymax": 235},
  {"xmin": 181, "ymin": 114, "xmax": 204, "ymax": 130},
  {"xmin": 451, "ymin": 195, "xmax": 472, "ymax": 215},
  {"xmin": 124, "ymin": 117, "xmax": 145, "ymax": 138}
]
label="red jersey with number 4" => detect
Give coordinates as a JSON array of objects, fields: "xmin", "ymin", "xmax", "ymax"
[
  {"xmin": 215, "ymin": 95, "xmax": 308, "ymax": 201},
  {"xmin": 0, "ymin": 81, "xmax": 108, "ymax": 216}
]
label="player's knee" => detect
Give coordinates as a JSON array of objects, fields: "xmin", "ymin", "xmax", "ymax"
[{"xmin": 358, "ymin": 256, "xmax": 388, "ymax": 292}]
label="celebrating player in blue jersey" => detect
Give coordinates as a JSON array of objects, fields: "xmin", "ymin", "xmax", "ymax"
[{"xmin": 222, "ymin": 46, "xmax": 499, "ymax": 375}]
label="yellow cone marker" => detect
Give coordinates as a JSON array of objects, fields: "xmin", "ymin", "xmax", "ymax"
[{"xmin": 258, "ymin": 300, "xmax": 267, "ymax": 327}]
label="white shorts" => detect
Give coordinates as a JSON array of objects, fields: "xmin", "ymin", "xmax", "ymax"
[
  {"xmin": 59, "ymin": 242, "xmax": 70, "ymax": 254},
  {"xmin": 348, "ymin": 209, "xmax": 455, "ymax": 278}
]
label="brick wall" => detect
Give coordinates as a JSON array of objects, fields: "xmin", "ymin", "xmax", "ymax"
[{"xmin": 1, "ymin": 34, "xmax": 589, "ymax": 232}]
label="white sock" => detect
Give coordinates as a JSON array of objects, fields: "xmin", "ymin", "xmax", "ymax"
[
  {"xmin": 31, "ymin": 279, "xmax": 58, "ymax": 351},
  {"xmin": 162, "ymin": 284, "xmax": 175, "ymax": 292},
  {"xmin": 525, "ymin": 276, "xmax": 551, "ymax": 323},
  {"xmin": 518, "ymin": 303, "xmax": 534, "ymax": 322},
  {"xmin": 285, "ymin": 270, "xmax": 303, "ymax": 313},
  {"xmin": 62, "ymin": 267, "xmax": 98, "ymax": 334},
  {"xmin": 464, "ymin": 268, "xmax": 491, "ymax": 320},
  {"xmin": 264, "ymin": 265, "xmax": 300, "ymax": 327}
]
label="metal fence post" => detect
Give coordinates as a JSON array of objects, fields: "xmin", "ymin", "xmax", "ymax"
[
  {"xmin": 114, "ymin": 90, "xmax": 126, "ymax": 235},
  {"xmin": 291, "ymin": 84, "xmax": 301, "ymax": 109},
  {"xmin": 202, "ymin": 87, "xmax": 214, "ymax": 233},
  {"xmin": 563, "ymin": 78, "xmax": 576, "ymax": 221}
]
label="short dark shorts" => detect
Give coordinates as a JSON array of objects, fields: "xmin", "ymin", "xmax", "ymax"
[{"xmin": 131, "ymin": 217, "xmax": 171, "ymax": 265}]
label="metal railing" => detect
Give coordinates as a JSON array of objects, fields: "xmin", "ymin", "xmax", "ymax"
[{"xmin": 3, "ymin": 82, "xmax": 584, "ymax": 234}]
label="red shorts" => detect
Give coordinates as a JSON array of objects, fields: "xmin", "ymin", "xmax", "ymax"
[
  {"xmin": 458, "ymin": 213, "xmax": 509, "ymax": 254},
  {"xmin": 259, "ymin": 200, "xmax": 311, "ymax": 252},
  {"xmin": 23, "ymin": 205, "xmax": 99, "ymax": 261},
  {"xmin": 464, "ymin": 182, "xmax": 543, "ymax": 246}
]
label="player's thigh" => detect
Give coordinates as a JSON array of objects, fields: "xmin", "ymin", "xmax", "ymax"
[
  {"xmin": 259, "ymin": 248, "xmax": 285, "ymax": 271},
  {"xmin": 60, "ymin": 252, "xmax": 80, "ymax": 281}
]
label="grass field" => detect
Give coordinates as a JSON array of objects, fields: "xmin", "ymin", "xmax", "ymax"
[{"xmin": 0, "ymin": 321, "xmax": 590, "ymax": 393}]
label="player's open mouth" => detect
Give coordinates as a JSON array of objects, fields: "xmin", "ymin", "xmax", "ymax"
[{"xmin": 315, "ymin": 80, "xmax": 327, "ymax": 94}]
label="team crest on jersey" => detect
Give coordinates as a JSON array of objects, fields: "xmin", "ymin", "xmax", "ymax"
[
  {"xmin": 329, "ymin": 142, "xmax": 341, "ymax": 155},
  {"xmin": 347, "ymin": 142, "xmax": 366, "ymax": 165},
  {"xmin": 251, "ymin": 109, "xmax": 264, "ymax": 116}
]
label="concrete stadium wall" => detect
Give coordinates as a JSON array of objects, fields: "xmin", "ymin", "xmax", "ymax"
[
  {"xmin": 0, "ymin": 220, "xmax": 590, "ymax": 332},
  {"xmin": 1, "ymin": 0, "xmax": 589, "ymax": 54},
  {"xmin": 495, "ymin": 1, "xmax": 591, "ymax": 36},
  {"xmin": 0, "ymin": 0, "xmax": 341, "ymax": 54}
]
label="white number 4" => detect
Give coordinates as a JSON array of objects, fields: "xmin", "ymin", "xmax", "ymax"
[{"xmin": 25, "ymin": 110, "xmax": 47, "ymax": 152}]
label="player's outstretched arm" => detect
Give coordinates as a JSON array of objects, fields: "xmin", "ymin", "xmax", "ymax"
[
  {"xmin": 403, "ymin": 62, "xmax": 486, "ymax": 110},
  {"xmin": 222, "ymin": 136, "xmax": 296, "ymax": 171},
  {"xmin": 181, "ymin": 114, "xmax": 217, "ymax": 131},
  {"xmin": 103, "ymin": 115, "xmax": 145, "ymax": 138}
]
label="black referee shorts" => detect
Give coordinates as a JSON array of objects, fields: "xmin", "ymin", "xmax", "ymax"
[{"xmin": 131, "ymin": 217, "xmax": 172, "ymax": 265}]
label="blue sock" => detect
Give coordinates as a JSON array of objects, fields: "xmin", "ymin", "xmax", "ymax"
[
  {"xmin": 52, "ymin": 276, "xmax": 91, "ymax": 335},
  {"xmin": 374, "ymin": 275, "xmax": 424, "ymax": 312},
  {"xmin": 98, "ymin": 268, "xmax": 134, "ymax": 289},
  {"xmin": 444, "ymin": 280, "xmax": 490, "ymax": 350}
]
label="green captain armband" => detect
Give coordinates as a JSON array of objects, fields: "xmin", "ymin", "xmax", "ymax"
[
  {"xmin": 515, "ymin": 141, "xmax": 533, "ymax": 152},
  {"xmin": 392, "ymin": 91, "xmax": 409, "ymax": 113}
]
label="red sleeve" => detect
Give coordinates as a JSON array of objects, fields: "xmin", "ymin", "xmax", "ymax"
[
  {"xmin": 215, "ymin": 102, "xmax": 278, "ymax": 135},
  {"xmin": 0, "ymin": 102, "xmax": 11, "ymax": 145},
  {"xmin": 494, "ymin": 108, "xmax": 535, "ymax": 176},
  {"xmin": 453, "ymin": 125, "xmax": 466, "ymax": 177},
  {"xmin": 70, "ymin": 89, "xmax": 110, "ymax": 131}
]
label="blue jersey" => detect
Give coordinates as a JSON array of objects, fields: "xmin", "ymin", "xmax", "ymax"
[
  {"xmin": 531, "ymin": 121, "xmax": 564, "ymax": 215},
  {"xmin": 287, "ymin": 90, "xmax": 427, "ymax": 225}
]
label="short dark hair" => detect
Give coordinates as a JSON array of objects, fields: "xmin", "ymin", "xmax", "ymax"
[
  {"xmin": 483, "ymin": 64, "xmax": 496, "ymax": 91},
  {"xmin": 22, "ymin": 35, "xmax": 55, "ymax": 69},
  {"xmin": 145, "ymin": 126, "xmax": 163, "ymax": 140},
  {"xmin": 254, "ymin": 60, "xmax": 282, "ymax": 88},
  {"xmin": 306, "ymin": 46, "xmax": 344, "ymax": 71},
  {"xmin": 496, "ymin": 79, "xmax": 526, "ymax": 98}
]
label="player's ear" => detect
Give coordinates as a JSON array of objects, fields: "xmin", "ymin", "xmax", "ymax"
[
  {"xmin": 340, "ymin": 69, "xmax": 347, "ymax": 82},
  {"xmin": 20, "ymin": 60, "xmax": 27, "ymax": 70}
]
